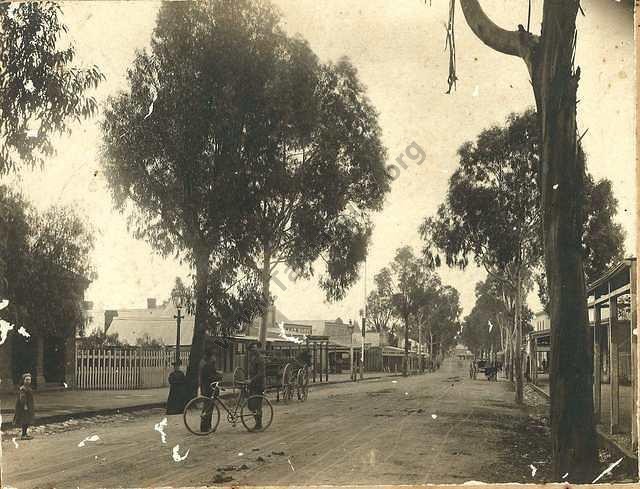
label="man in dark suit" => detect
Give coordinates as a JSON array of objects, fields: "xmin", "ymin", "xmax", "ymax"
[
  {"xmin": 247, "ymin": 342, "xmax": 266, "ymax": 430},
  {"xmin": 199, "ymin": 347, "xmax": 221, "ymax": 432}
]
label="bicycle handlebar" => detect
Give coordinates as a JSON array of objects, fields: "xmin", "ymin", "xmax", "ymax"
[{"xmin": 209, "ymin": 381, "xmax": 226, "ymax": 392}]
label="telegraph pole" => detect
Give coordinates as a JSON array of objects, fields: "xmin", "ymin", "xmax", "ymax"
[
  {"xmin": 360, "ymin": 310, "xmax": 365, "ymax": 380},
  {"xmin": 359, "ymin": 257, "xmax": 367, "ymax": 380},
  {"xmin": 418, "ymin": 321, "xmax": 423, "ymax": 373}
]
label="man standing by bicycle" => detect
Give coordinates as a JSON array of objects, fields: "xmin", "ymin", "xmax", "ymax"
[
  {"xmin": 199, "ymin": 347, "xmax": 221, "ymax": 432},
  {"xmin": 247, "ymin": 342, "xmax": 266, "ymax": 430}
]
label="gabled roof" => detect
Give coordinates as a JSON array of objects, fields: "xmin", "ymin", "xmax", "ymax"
[
  {"xmin": 107, "ymin": 304, "xmax": 195, "ymax": 346},
  {"xmin": 107, "ymin": 304, "xmax": 292, "ymax": 346}
]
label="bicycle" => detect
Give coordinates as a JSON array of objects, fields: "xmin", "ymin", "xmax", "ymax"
[{"xmin": 183, "ymin": 381, "xmax": 274, "ymax": 435}]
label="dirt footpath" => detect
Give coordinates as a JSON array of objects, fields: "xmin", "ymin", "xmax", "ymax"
[{"xmin": 2, "ymin": 359, "xmax": 629, "ymax": 487}]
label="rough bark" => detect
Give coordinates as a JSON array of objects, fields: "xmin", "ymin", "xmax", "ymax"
[
  {"xmin": 185, "ymin": 246, "xmax": 210, "ymax": 397},
  {"xmin": 259, "ymin": 245, "xmax": 272, "ymax": 347},
  {"xmin": 535, "ymin": 4, "xmax": 596, "ymax": 481},
  {"xmin": 459, "ymin": 0, "xmax": 596, "ymax": 480}
]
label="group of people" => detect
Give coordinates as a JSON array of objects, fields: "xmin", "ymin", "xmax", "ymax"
[
  {"xmin": 199, "ymin": 341, "xmax": 266, "ymax": 430},
  {"xmin": 13, "ymin": 341, "xmax": 301, "ymax": 437}
]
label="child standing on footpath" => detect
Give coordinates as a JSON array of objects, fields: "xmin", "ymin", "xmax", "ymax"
[{"xmin": 14, "ymin": 373, "xmax": 35, "ymax": 440}]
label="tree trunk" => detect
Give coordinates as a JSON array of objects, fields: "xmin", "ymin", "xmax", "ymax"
[
  {"xmin": 509, "ymin": 332, "xmax": 515, "ymax": 381},
  {"xmin": 505, "ymin": 327, "xmax": 513, "ymax": 381},
  {"xmin": 514, "ymin": 269, "xmax": 523, "ymax": 404},
  {"xmin": 535, "ymin": 7, "xmax": 596, "ymax": 481},
  {"xmin": 185, "ymin": 246, "xmax": 210, "ymax": 397},
  {"xmin": 403, "ymin": 313, "xmax": 409, "ymax": 377},
  {"xmin": 458, "ymin": 0, "xmax": 596, "ymax": 480},
  {"xmin": 259, "ymin": 245, "xmax": 271, "ymax": 347}
]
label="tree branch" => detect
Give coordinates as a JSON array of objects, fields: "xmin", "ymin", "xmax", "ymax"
[{"xmin": 459, "ymin": 0, "xmax": 539, "ymax": 65}]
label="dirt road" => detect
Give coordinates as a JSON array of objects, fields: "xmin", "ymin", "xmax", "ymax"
[{"xmin": 3, "ymin": 359, "xmax": 554, "ymax": 487}]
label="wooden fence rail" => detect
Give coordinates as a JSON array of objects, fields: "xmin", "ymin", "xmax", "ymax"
[{"xmin": 76, "ymin": 348, "xmax": 190, "ymax": 390}]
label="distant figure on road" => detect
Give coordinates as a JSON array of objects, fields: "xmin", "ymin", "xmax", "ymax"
[
  {"xmin": 541, "ymin": 358, "xmax": 548, "ymax": 373},
  {"xmin": 14, "ymin": 373, "xmax": 35, "ymax": 440},
  {"xmin": 247, "ymin": 342, "xmax": 266, "ymax": 430},
  {"xmin": 485, "ymin": 364, "xmax": 498, "ymax": 381},
  {"xmin": 469, "ymin": 361, "xmax": 477, "ymax": 379}
]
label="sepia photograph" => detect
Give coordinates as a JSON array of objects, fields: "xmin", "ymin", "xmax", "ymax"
[{"xmin": 0, "ymin": 0, "xmax": 636, "ymax": 487}]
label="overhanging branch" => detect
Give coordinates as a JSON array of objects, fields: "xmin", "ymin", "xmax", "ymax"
[{"xmin": 459, "ymin": 0, "xmax": 539, "ymax": 65}]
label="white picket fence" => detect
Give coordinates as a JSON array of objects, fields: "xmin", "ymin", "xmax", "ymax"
[{"xmin": 76, "ymin": 348, "xmax": 190, "ymax": 390}]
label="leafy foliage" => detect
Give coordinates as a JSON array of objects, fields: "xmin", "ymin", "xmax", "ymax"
[
  {"xmin": 421, "ymin": 109, "xmax": 542, "ymax": 277},
  {"xmin": 366, "ymin": 269, "xmax": 396, "ymax": 334},
  {"xmin": 0, "ymin": 2, "xmax": 103, "ymax": 174},
  {"xmin": 135, "ymin": 333, "xmax": 164, "ymax": 348},
  {"xmin": 231, "ymin": 46, "xmax": 390, "ymax": 304},
  {"xmin": 101, "ymin": 1, "xmax": 282, "ymax": 353},
  {"xmin": 0, "ymin": 186, "xmax": 94, "ymax": 339},
  {"xmin": 370, "ymin": 246, "xmax": 460, "ymax": 357},
  {"xmin": 177, "ymin": 269, "xmax": 265, "ymax": 338},
  {"xmin": 462, "ymin": 276, "xmax": 532, "ymax": 356},
  {"xmin": 79, "ymin": 330, "xmax": 124, "ymax": 349}
]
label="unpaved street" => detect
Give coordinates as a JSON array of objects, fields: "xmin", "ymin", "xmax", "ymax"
[{"xmin": 4, "ymin": 359, "xmax": 553, "ymax": 487}]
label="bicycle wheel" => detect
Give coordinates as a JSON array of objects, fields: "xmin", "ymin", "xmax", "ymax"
[
  {"xmin": 280, "ymin": 363, "xmax": 294, "ymax": 402},
  {"xmin": 296, "ymin": 367, "xmax": 309, "ymax": 401},
  {"xmin": 240, "ymin": 395, "xmax": 273, "ymax": 432},
  {"xmin": 183, "ymin": 396, "xmax": 221, "ymax": 436}
]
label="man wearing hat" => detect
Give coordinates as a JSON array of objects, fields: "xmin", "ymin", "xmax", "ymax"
[{"xmin": 247, "ymin": 342, "xmax": 266, "ymax": 430}]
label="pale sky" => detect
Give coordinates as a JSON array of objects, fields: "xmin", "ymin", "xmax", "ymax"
[{"xmin": 4, "ymin": 0, "xmax": 635, "ymax": 324}]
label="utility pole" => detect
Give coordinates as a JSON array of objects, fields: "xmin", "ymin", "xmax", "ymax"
[
  {"xmin": 418, "ymin": 321, "xmax": 423, "ymax": 373},
  {"xmin": 349, "ymin": 319, "xmax": 356, "ymax": 381},
  {"xmin": 360, "ymin": 309, "xmax": 365, "ymax": 380},
  {"xmin": 359, "ymin": 257, "xmax": 367, "ymax": 380}
]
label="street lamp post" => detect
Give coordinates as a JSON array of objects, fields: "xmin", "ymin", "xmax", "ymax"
[
  {"xmin": 349, "ymin": 319, "xmax": 356, "ymax": 381},
  {"xmin": 174, "ymin": 305, "xmax": 184, "ymax": 367},
  {"xmin": 166, "ymin": 291, "xmax": 188, "ymax": 415}
]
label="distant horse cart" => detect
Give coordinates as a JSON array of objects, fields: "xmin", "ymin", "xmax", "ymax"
[
  {"xmin": 236, "ymin": 357, "xmax": 309, "ymax": 402},
  {"xmin": 484, "ymin": 364, "xmax": 498, "ymax": 381}
]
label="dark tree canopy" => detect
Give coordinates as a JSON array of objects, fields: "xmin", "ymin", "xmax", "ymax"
[
  {"xmin": 0, "ymin": 3, "xmax": 103, "ymax": 174},
  {"xmin": 421, "ymin": 109, "xmax": 625, "ymax": 310},
  {"xmin": 371, "ymin": 246, "xmax": 460, "ymax": 359},
  {"xmin": 582, "ymin": 175, "xmax": 626, "ymax": 283},
  {"xmin": 101, "ymin": 0, "xmax": 389, "ymax": 387},
  {"xmin": 0, "ymin": 187, "xmax": 94, "ymax": 339},
  {"xmin": 421, "ymin": 109, "xmax": 542, "ymax": 277}
]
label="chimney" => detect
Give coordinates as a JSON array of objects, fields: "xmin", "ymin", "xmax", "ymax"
[{"xmin": 147, "ymin": 298, "xmax": 157, "ymax": 309}]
